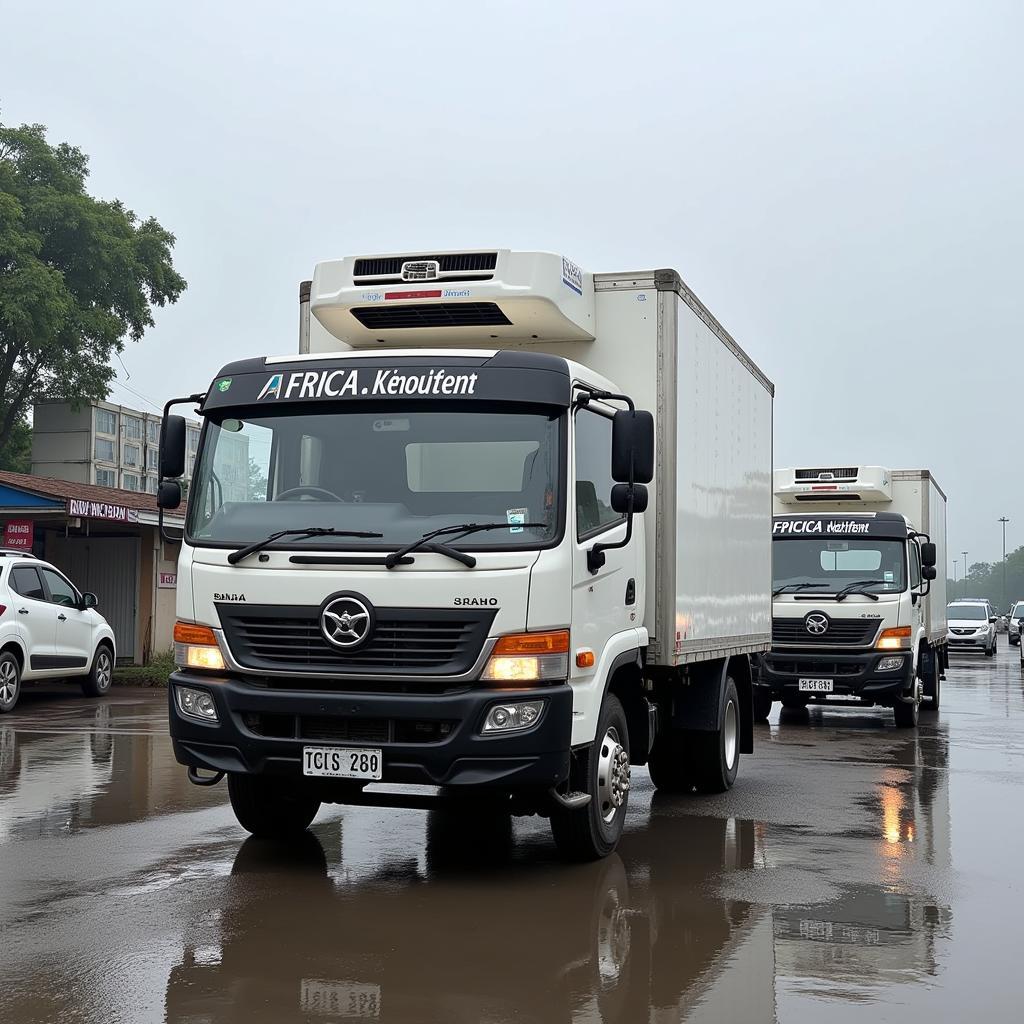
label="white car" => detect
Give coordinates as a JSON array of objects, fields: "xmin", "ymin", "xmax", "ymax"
[
  {"xmin": 0, "ymin": 551, "xmax": 116, "ymax": 713},
  {"xmin": 1009, "ymin": 602, "xmax": 1024, "ymax": 645},
  {"xmin": 946, "ymin": 600, "xmax": 997, "ymax": 657}
]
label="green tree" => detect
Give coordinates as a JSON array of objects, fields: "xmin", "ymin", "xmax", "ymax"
[
  {"xmin": 0, "ymin": 115, "xmax": 186, "ymax": 457},
  {"xmin": 0, "ymin": 414, "xmax": 30, "ymax": 472}
]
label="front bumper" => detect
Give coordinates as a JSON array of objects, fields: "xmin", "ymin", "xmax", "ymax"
[
  {"xmin": 168, "ymin": 671, "xmax": 572, "ymax": 790},
  {"xmin": 947, "ymin": 633, "xmax": 990, "ymax": 652},
  {"xmin": 753, "ymin": 649, "xmax": 914, "ymax": 703}
]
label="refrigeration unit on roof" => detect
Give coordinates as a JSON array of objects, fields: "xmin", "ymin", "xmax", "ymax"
[
  {"xmin": 773, "ymin": 466, "xmax": 893, "ymax": 504},
  {"xmin": 309, "ymin": 249, "xmax": 596, "ymax": 347}
]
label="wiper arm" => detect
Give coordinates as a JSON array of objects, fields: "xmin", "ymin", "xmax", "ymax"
[
  {"xmin": 384, "ymin": 522, "xmax": 546, "ymax": 570},
  {"xmin": 834, "ymin": 580, "xmax": 882, "ymax": 602},
  {"xmin": 772, "ymin": 583, "xmax": 828, "ymax": 598},
  {"xmin": 228, "ymin": 527, "xmax": 383, "ymax": 565}
]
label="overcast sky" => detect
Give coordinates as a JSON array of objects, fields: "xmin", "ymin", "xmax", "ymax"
[{"xmin": 4, "ymin": 1, "xmax": 1022, "ymax": 569}]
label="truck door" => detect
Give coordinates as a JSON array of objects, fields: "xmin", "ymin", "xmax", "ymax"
[{"xmin": 571, "ymin": 407, "xmax": 640, "ymax": 681}]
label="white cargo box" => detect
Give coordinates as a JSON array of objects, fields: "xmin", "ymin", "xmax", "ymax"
[{"xmin": 774, "ymin": 466, "xmax": 892, "ymax": 506}]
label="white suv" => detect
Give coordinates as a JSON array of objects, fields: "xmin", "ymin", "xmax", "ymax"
[
  {"xmin": 0, "ymin": 551, "xmax": 117, "ymax": 713},
  {"xmin": 946, "ymin": 599, "xmax": 997, "ymax": 657}
]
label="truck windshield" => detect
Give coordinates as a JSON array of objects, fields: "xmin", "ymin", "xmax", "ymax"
[
  {"xmin": 772, "ymin": 537, "xmax": 906, "ymax": 594},
  {"xmin": 186, "ymin": 405, "xmax": 562, "ymax": 551}
]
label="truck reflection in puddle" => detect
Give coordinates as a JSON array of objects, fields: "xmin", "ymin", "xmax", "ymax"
[
  {"xmin": 164, "ymin": 808, "xmax": 778, "ymax": 1024},
  {"xmin": 771, "ymin": 728, "xmax": 952, "ymax": 999}
]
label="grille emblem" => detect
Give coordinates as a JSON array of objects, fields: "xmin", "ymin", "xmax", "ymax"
[
  {"xmin": 805, "ymin": 612, "xmax": 829, "ymax": 635},
  {"xmin": 401, "ymin": 259, "xmax": 439, "ymax": 281},
  {"xmin": 320, "ymin": 594, "xmax": 374, "ymax": 649}
]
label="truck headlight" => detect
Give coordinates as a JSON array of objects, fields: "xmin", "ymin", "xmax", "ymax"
[
  {"xmin": 875, "ymin": 626, "xmax": 912, "ymax": 650},
  {"xmin": 174, "ymin": 622, "xmax": 226, "ymax": 671},
  {"xmin": 482, "ymin": 700, "xmax": 546, "ymax": 732},
  {"xmin": 480, "ymin": 631, "xmax": 569, "ymax": 684},
  {"xmin": 876, "ymin": 655, "xmax": 906, "ymax": 673}
]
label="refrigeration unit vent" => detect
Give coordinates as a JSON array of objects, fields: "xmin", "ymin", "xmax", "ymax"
[
  {"xmin": 350, "ymin": 302, "xmax": 512, "ymax": 330},
  {"xmin": 794, "ymin": 467, "xmax": 858, "ymax": 482},
  {"xmin": 353, "ymin": 252, "xmax": 498, "ymax": 284}
]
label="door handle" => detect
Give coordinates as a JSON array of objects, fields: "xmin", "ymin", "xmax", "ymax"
[
  {"xmin": 18, "ymin": 608, "xmax": 28, "ymax": 615},
  {"xmin": 58, "ymin": 614, "xmax": 67, "ymax": 622}
]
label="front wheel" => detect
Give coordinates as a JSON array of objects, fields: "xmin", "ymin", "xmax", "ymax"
[
  {"xmin": 81, "ymin": 643, "xmax": 114, "ymax": 697},
  {"xmin": 551, "ymin": 694, "xmax": 630, "ymax": 861},
  {"xmin": 985, "ymin": 641, "xmax": 995, "ymax": 658},
  {"xmin": 893, "ymin": 693, "xmax": 920, "ymax": 729},
  {"xmin": 227, "ymin": 774, "xmax": 322, "ymax": 839}
]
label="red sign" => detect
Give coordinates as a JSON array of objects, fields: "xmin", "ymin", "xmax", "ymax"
[
  {"xmin": 384, "ymin": 290, "xmax": 443, "ymax": 300},
  {"xmin": 158, "ymin": 572, "xmax": 177, "ymax": 588},
  {"xmin": 3, "ymin": 520, "xmax": 34, "ymax": 550}
]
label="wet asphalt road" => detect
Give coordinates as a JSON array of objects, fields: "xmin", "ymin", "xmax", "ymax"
[{"xmin": 1, "ymin": 649, "xmax": 1023, "ymax": 1023}]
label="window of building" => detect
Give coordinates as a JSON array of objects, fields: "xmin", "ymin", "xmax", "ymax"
[
  {"xmin": 146, "ymin": 476, "xmax": 159, "ymax": 494},
  {"xmin": 95, "ymin": 438, "xmax": 115, "ymax": 462},
  {"xmin": 124, "ymin": 444, "xmax": 140, "ymax": 466},
  {"xmin": 147, "ymin": 420, "xmax": 160, "ymax": 443},
  {"xmin": 95, "ymin": 468, "xmax": 116, "ymax": 488},
  {"xmin": 123, "ymin": 473, "xmax": 140, "ymax": 491},
  {"xmin": 124, "ymin": 416, "xmax": 143, "ymax": 440},
  {"xmin": 147, "ymin": 448, "xmax": 159, "ymax": 471},
  {"xmin": 574, "ymin": 409, "xmax": 625, "ymax": 540},
  {"xmin": 95, "ymin": 408, "xmax": 117, "ymax": 435}
]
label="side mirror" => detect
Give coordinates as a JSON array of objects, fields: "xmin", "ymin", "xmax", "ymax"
[
  {"xmin": 922, "ymin": 565, "xmax": 937, "ymax": 581},
  {"xmin": 920, "ymin": 541, "xmax": 937, "ymax": 567},
  {"xmin": 160, "ymin": 415, "xmax": 187, "ymax": 479},
  {"xmin": 611, "ymin": 482, "xmax": 649, "ymax": 515},
  {"xmin": 611, "ymin": 409, "xmax": 655, "ymax": 484},
  {"xmin": 81, "ymin": 592, "xmax": 98, "ymax": 610},
  {"xmin": 158, "ymin": 480, "xmax": 182, "ymax": 510}
]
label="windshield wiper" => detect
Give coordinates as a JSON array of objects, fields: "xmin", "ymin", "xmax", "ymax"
[
  {"xmin": 228, "ymin": 527, "xmax": 383, "ymax": 565},
  {"xmin": 772, "ymin": 583, "xmax": 828, "ymax": 598},
  {"xmin": 384, "ymin": 522, "xmax": 546, "ymax": 570},
  {"xmin": 834, "ymin": 580, "xmax": 882, "ymax": 602}
]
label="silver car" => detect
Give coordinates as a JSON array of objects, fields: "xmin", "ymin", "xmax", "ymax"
[
  {"xmin": 1009, "ymin": 602, "xmax": 1024, "ymax": 645},
  {"xmin": 946, "ymin": 600, "xmax": 997, "ymax": 656}
]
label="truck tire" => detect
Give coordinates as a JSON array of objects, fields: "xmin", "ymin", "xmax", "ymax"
[
  {"xmin": 893, "ymin": 694, "xmax": 919, "ymax": 729},
  {"xmin": 551, "ymin": 694, "xmax": 630, "ymax": 861},
  {"xmin": 648, "ymin": 676, "xmax": 741, "ymax": 794},
  {"xmin": 752, "ymin": 689, "xmax": 773, "ymax": 722},
  {"xmin": 227, "ymin": 773, "xmax": 321, "ymax": 838}
]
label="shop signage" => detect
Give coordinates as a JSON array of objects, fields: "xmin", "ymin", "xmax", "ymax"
[
  {"xmin": 158, "ymin": 572, "xmax": 177, "ymax": 588},
  {"xmin": 3, "ymin": 520, "xmax": 34, "ymax": 550},
  {"xmin": 67, "ymin": 498, "xmax": 140, "ymax": 524}
]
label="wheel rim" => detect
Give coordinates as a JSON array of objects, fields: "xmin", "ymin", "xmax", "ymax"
[
  {"xmin": 724, "ymin": 698, "xmax": 738, "ymax": 770},
  {"xmin": 596, "ymin": 725, "xmax": 630, "ymax": 824},
  {"xmin": 96, "ymin": 651, "xmax": 112, "ymax": 690},
  {"xmin": 0, "ymin": 661, "xmax": 18, "ymax": 706}
]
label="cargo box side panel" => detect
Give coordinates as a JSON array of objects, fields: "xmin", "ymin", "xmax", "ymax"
[
  {"xmin": 926, "ymin": 475, "xmax": 948, "ymax": 639},
  {"xmin": 669, "ymin": 293, "xmax": 773, "ymax": 663}
]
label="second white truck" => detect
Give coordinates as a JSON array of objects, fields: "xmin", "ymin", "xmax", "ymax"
[
  {"xmin": 157, "ymin": 249, "xmax": 774, "ymax": 859},
  {"xmin": 755, "ymin": 467, "xmax": 947, "ymax": 728}
]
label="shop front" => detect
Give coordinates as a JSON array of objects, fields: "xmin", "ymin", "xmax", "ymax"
[{"xmin": 0, "ymin": 472, "xmax": 185, "ymax": 665}]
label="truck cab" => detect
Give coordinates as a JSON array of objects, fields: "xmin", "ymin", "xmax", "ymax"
[{"xmin": 753, "ymin": 467, "xmax": 947, "ymax": 729}]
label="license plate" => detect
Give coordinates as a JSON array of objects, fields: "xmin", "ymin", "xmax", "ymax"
[
  {"xmin": 302, "ymin": 746, "xmax": 382, "ymax": 780},
  {"xmin": 798, "ymin": 678, "xmax": 834, "ymax": 692},
  {"xmin": 301, "ymin": 979, "xmax": 381, "ymax": 1017}
]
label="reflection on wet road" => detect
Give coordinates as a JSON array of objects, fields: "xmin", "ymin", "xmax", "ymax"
[{"xmin": 2, "ymin": 651, "xmax": 1023, "ymax": 1022}]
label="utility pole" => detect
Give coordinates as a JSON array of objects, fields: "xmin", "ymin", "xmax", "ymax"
[
  {"xmin": 999, "ymin": 517, "xmax": 1010, "ymax": 611},
  {"xmin": 962, "ymin": 550, "xmax": 969, "ymax": 599},
  {"xmin": 953, "ymin": 559, "xmax": 959, "ymax": 591}
]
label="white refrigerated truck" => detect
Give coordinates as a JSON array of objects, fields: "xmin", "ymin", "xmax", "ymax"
[
  {"xmin": 158, "ymin": 250, "xmax": 773, "ymax": 859},
  {"xmin": 755, "ymin": 467, "xmax": 947, "ymax": 728}
]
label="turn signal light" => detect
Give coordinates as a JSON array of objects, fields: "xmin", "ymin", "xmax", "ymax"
[
  {"xmin": 876, "ymin": 626, "xmax": 912, "ymax": 650},
  {"xmin": 174, "ymin": 622, "xmax": 218, "ymax": 646},
  {"xmin": 493, "ymin": 631, "xmax": 570, "ymax": 655},
  {"xmin": 576, "ymin": 648, "xmax": 596, "ymax": 669}
]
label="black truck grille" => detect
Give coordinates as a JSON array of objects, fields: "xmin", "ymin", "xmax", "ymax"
[
  {"xmin": 767, "ymin": 659, "xmax": 863, "ymax": 677},
  {"xmin": 218, "ymin": 605, "xmax": 495, "ymax": 676},
  {"xmin": 242, "ymin": 713, "xmax": 456, "ymax": 744},
  {"xmin": 772, "ymin": 617, "xmax": 879, "ymax": 647}
]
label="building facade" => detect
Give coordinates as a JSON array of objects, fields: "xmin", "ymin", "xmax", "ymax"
[{"xmin": 31, "ymin": 400, "xmax": 201, "ymax": 495}]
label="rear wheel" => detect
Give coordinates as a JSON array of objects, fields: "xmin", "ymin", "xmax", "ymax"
[
  {"xmin": 551, "ymin": 694, "xmax": 630, "ymax": 861},
  {"xmin": 81, "ymin": 643, "xmax": 114, "ymax": 698},
  {"xmin": 0, "ymin": 652, "xmax": 21, "ymax": 714},
  {"xmin": 227, "ymin": 773, "xmax": 321, "ymax": 838}
]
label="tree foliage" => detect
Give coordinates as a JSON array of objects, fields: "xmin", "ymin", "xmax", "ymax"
[
  {"xmin": 0, "ymin": 115, "xmax": 186, "ymax": 455},
  {"xmin": 947, "ymin": 546, "xmax": 1024, "ymax": 611},
  {"xmin": 0, "ymin": 415, "xmax": 31, "ymax": 472}
]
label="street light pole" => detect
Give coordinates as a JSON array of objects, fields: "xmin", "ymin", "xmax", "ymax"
[
  {"xmin": 962, "ymin": 550, "xmax": 969, "ymax": 599},
  {"xmin": 953, "ymin": 559, "xmax": 959, "ymax": 590},
  {"xmin": 999, "ymin": 517, "xmax": 1010, "ymax": 611}
]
